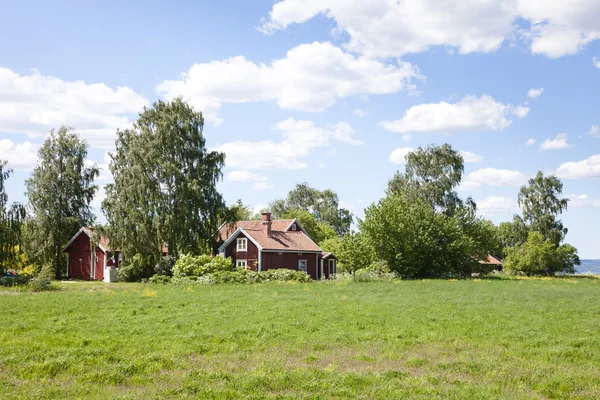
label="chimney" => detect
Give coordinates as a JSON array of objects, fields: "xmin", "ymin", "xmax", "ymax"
[{"xmin": 261, "ymin": 212, "xmax": 272, "ymax": 236}]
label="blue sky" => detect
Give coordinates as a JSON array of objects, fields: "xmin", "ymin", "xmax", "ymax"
[{"xmin": 1, "ymin": 1, "xmax": 600, "ymax": 257}]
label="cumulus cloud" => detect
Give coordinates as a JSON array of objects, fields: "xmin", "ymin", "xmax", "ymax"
[
  {"xmin": 556, "ymin": 154, "xmax": 600, "ymax": 179},
  {"xmin": 567, "ymin": 194, "xmax": 600, "ymax": 208},
  {"xmin": 389, "ymin": 147, "xmax": 413, "ymax": 164},
  {"xmin": 353, "ymin": 109, "xmax": 368, "ymax": 118},
  {"xmin": 213, "ymin": 118, "xmax": 362, "ymax": 170},
  {"xmin": 463, "ymin": 168, "xmax": 527, "ymax": 190},
  {"xmin": 526, "ymin": 138, "xmax": 536, "ymax": 146},
  {"xmin": 460, "ymin": 151, "xmax": 483, "ymax": 163},
  {"xmin": 476, "ymin": 196, "xmax": 519, "ymax": 215},
  {"xmin": 379, "ymin": 95, "xmax": 527, "ymax": 134},
  {"xmin": 539, "ymin": 133, "xmax": 574, "ymax": 150},
  {"xmin": 0, "ymin": 139, "xmax": 39, "ymax": 168},
  {"xmin": 260, "ymin": 0, "xmax": 600, "ymax": 59},
  {"xmin": 527, "ymin": 87, "xmax": 544, "ymax": 98},
  {"xmin": 156, "ymin": 42, "xmax": 421, "ymax": 125},
  {"xmin": 0, "ymin": 67, "xmax": 148, "ymax": 149},
  {"xmin": 227, "ymin": 170, "xmax": 273, "ymax": 191}
]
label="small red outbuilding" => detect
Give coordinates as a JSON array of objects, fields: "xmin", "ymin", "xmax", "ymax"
[{"xmin": 63, "ymin": 227, "xmax": 121, "ymax": 281}]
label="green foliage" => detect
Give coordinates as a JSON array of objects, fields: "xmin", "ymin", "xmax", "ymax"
[
  {"xmin": 103, "ymin": 98, "xmax": 227, "ymax": 265},
  {"xmin": 319, "ymin": 236, "xmax": 344, "ymax": 269},
  {"xmin": 119, "ymin": 254, "xmax": 155, "ymax": 282},
  {"xmin": 154, "ymin": 256, "xmax": 176, "ymax": 277},
  {"xmin": 148, "ymin": 274, "xmax": 172, "ymax": 284},
  {"xmin": 498, "ymin": 216, "xmax": 529, "ymax": 256},
  {"xmin": 518, "ymin": 171, "xmax": 569, "ymax": 246},
  {"xmin": 270, "ymin": 182, "xmax": 353, "ymax": 235},
  {"xmin": 282, "ymin": 209, "xmax": 335, "ymax": 244},
  {"xmin": 29, "ymin": 266, "xmax": 54, "ymax": 292},
  {"xmin": 388, "ymin": 143, "xmax": 472, "ymax": 216},
  {"xmin": 337, "ymin": 232, "xmax": 376, "ymax": 278},
  {"xmin": 504, "ymin": 231, "xmax": 580, "ymax": 275},
  {"xmin": 172, "ymin": 254, "xmax": 234, "ymax": 278},
  {"xmin": 0, "ymin": 160, "xmax": 26, "ymax": 273},
  {"xmin": 172, "ymin": 268, "xmax": 312, "ymax": 285},
  {"xmin": 25, "ymin": 127, "xmax": 99, "ymax": 279},
  {"xmin": 228, "ymin": 199, "xmax": 260, "ymax": 221}
]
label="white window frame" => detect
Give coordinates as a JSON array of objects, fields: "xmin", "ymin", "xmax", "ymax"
[
  {"xmin": 236, "ymin": 259, "xmax": 248, "ymax": 270},
  {"xmin": 237, "ymin": 237, "xmax": 248, "ymax": 252},
  {"xmin": 298, "ymin": 259, "xmax": 307, "ymax": 272},
  {"xmin": 329, "ymin": 259, "xmax": 336, "ymax": 276}
]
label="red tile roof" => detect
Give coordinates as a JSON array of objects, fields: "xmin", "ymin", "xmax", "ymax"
[
  {"xmin": 479, "ymin": 255, "xmax": 503, "ymax": 265},
  {"xmin": 82, "ymin": 227, "xmax": 113, "ymax": 251},
  {"xmin": 218, "ymin": 219, "xmax": 322, "ymax": 252}
]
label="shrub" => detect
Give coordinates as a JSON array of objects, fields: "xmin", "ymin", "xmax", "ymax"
[
  {"xmin": 29, "ymin": 266, "xmax": 53, "ymax": 292},
  {"xmin": 148, "ymin": 274, "xmax": 172, "ymax": 284},
  {"xmin": 365, "ymin": 260, "xmax": 391, "ymax": 276},
  {"xmin": 0, "ymin": 273, "xmax": 30, "ymax": 287},
  {"xmin": 154, "ymin": 256, "xmax": 176, "ymax": 277},
  {"xmin": 172, "ymin": 254, "xmax": 234, "ymax": 278},
  {"xmin": 170, "ymin": 268, "xmax": 311, "ymax": 285},
  {"xmin": 119, "ymin": 254, "xmax": 154, "ymax": 282},
  {"xmin": 260, "ymin": 269, "xmax": 312, "ymax": 283}
]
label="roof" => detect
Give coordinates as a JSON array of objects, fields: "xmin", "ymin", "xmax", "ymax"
[
  {"xmin": 63, "ymin": 227, "xmax": 112, "ymax": 252},
  {"xmin": 217, "ymin": 219, "xmax": 322, "ymax": 252},
  {"xmin": 479, "ymin": 255, "xmax": 503, "ymax": 265},
  {"xmin": 322, "ymin": 252, "xmax": 336, "ymax": 259}
]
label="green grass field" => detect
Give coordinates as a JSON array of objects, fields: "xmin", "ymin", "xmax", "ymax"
[{"xmin": 1, "ymin": 278, "xmax": 600, "ymax": 399}]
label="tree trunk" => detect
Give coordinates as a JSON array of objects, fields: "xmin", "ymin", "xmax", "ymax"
[{"xmin": 54, "ymin": 242, "xmax": 61, "ymax": 280}]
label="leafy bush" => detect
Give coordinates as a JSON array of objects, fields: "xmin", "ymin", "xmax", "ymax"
[
  {"xmin": 170, "ymin": 268, "xmax": 311, "ymax": 285},
  {"xmin": 154, "ymin": 256, "xmax": 175, "ymax": 277},
  {"xmin": 29, "ymin": 266, "xmax": 54, "ymax": 292},
  {"xmin": 119, "ymin": 254, "xmax": 154, "ymax": 282},
  {"xmin": 172, "ymin": 254, "xmax": 234, "ymax": 278},
  {"xmin": 0, "ymin": 273, "xmax": 30, "ymax": 287},
  {"xmin": 333, "ymin": 269, "xmax": 398, "ymax": 282},
  {"xmin": 148, "ymin": 274, "xmax": 172, "ymax": 284},
  {"xmin": 365, "ymin": 260, "xmax": 391, "ymax": 276}
]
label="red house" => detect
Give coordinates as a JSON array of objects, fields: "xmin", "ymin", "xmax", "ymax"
[
  {"xmin": 217, "ymin": 212, "xmax": 337, "ymax": 279},
  {"xmin": 63, "ymin": 227, "xmax": 121, "ymax": 281}
]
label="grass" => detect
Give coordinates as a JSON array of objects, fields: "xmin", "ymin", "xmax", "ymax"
[{"xmin": 1, "ymin": 278, "xmax": 600, "ymax": 399}]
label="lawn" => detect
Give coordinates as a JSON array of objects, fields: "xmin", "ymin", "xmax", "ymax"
[{"xmin": 1, "ymin": 278, "xmax": 600, "ymax": 399}]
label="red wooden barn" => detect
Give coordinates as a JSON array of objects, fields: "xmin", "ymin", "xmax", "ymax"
[
  {"xmin": 216, "ymin": 212, "xmax": 337, "ymax": 280},
  {"xmin": 63, "ymin": 227, "xmax": 121, "ymax": 281}
]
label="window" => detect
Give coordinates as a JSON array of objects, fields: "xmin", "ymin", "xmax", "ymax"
[
  {"xmin": 329, "ymin": 259, "xmax": 336, "ymax": 276},
  {"xmin": 236, "ymin": 260, "xmax": 247, "ymax": 269},
  {"xmin": 291, "ymin": 223, "xmax": 297, "ymax": 231},
  {"xmin": 237, "ymin": 237, "xmax": 247, "ymax": 252},
  {"xmin": 298, "ymin": 259, "xmax": 307, "ymax": 272}
]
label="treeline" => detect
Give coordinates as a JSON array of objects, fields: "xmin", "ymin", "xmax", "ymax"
[{"xmin": 0, "ymin": 98, "xmax": 580, "ymax": 282}]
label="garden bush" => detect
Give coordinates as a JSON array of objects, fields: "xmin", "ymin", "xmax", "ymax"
[
  {"xmin": 148, "ymin": 274, "xmax": 172, "ymax": 284},
  {"xmin": 119, "ymin": 254, "xmax": 155, "ymax": 282},
  {"xmin": 170, "ymin": 268, "xmax": 311, "ymax": 285},
  {"xmin": 172, "ymin": 254, "xmax": 234, "ymax": 278},
  {"xmin": 29, "ymin": 266, "xmax": 54, "ymax": 292},
  {"xmin": 154, "ymin": 256, "xmax": 176, "ymax": 277}
]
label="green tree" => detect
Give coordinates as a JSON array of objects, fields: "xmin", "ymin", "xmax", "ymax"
[
  {"xmin": 0, "ymin": 161, "xmax": 26, "ymax": 272},
  {"xmin": 498, "ymin": 216, "xmax": 529, "ymax": 257},
  {"xmin": 518, "ymin": 171, "xmax": 569, "ymax": 246},
  {"xmin": 229, "ymin": 200, "xmax": 260, "ymax": 222},
  {"xmin": 102, "ymin": 98, "xmax": 227, "ymax": 266},
  {"xmin": 282, "ymin": 209, "xmax": 335, "ymax": 244},
  {"xmin": 388, "ymin": 144, "xmax": 472, "ymax": 215},
  {"xmin": 270, "ymin": 183, "xmax": 353, "ymax": 234},
  {"xmin": 504, "ymin": 231, "xmax": 579, "ymax": 275},
  {"xmin": 337, "ymin": 232, "xmax": 375, "ymax": 280},
  {"xmin": 25, "ymin": 128, "xmax": 99, "ymax": 279}
]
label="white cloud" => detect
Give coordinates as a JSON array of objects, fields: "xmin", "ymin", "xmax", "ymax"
[
  {"xmin": 260, "ymin": 1, "xmax": 600, "ymax": 59},
  {"xmin": 567, "ymin": 194, "xmax": 600, "ymax": 208},
  {"xmin": 380, "ymin": 95, "xmax": 527, "ymax": 134},
  {"xmin": 156, "ymin": 42, "xmax": 421, "ymax": 125},
  {"xmin": 389, "ymin": 147, "xmax": 413, "ymax": 164},
  {"xmin": 463, "ymin": 168, "xmax": 527, "ymax": 189},
  {"xmin": 590, "ymin": 125, "xmax": 600, "ymax": 138},
  {"xmin": 476, "ymin": 196, "xmax": 519, "ymax": 216},
  {"xmin": 594, "ymin": 57, "xmax": 600, "ymax": 68},
  {"xmin": 0, "ymin": 68, "xmax": 148, "ymax": 149},
  {"xmin": 0, "ymin": 139, "xmax": 39, "ymax": 168},
  {"xmin": 227, "ymin": 170, "xmax": 273, "ymax": 191},
  {"xmin": 214, "ymin": 118, "xmax": 361, "ymax": 170},
  {"xmin": 460, "ymin": 151, "xmax": 483, "ymax": 163},
  {"xmin": 539, "ymin": 133, "xmax": 574, "ymax": 150},
  {"xmin": 402, "ymin": 134, "xmax": 412, "ymax": 142},
  {"xmin": 556, "ymin": 154, "xmax": 600, "ymax": 179},
  {"xmin": 526, "ymin": 138, "xmax": 536, "ymax": 146},
  {"xmin": 527, "ymin": 87, "xmax": 544, "ymax": 98},
  {"xmin": 353, "ymin": 109, "xmax": 368, "ymax": 118}
]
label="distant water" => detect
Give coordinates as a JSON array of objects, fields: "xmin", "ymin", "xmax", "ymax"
[{"xmin": 576, "ymin": 260, "xmax": 600, "ymax": 275}]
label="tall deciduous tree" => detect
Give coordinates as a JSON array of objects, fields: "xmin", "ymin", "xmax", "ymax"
[
  {"xmin": 518, "ymin": 171, "xmax": 568, "ymax": 246},
  {"xmin": 0, "ymin": 161, "xmax": 26, "ymax": 272},
  {"xmin": 270, "ymin": 182, "xmax": 353, "ymax": 235},
  {"xmin": 102, "ymin": 98, "xmax": 227, "ymax": 265},
  {"xmin": 388, "ymin": 143, "xmax": 473, "ymax": 215},
  {"xmin": 25, "ymin": 128, "xmax": 99, "ymax": 279}
]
